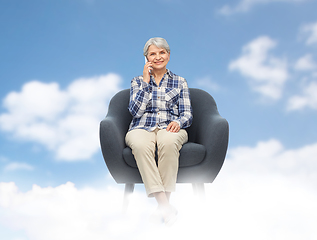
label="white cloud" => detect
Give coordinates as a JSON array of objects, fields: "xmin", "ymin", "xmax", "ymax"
[
  {"xmin": 225, "ymin": 139, "xmax": 317, "ymax": 187},
  {"xmin": 229, "ymin": 36, "xmax": 288, "ymax": 100},
  {"xmin": 0, "ymin": 74, "xmax": 122, "ymax": 161},
  {"xmin": 0, "ymin": 182, "xmax": 154, "ymax": 240},
  {"xmin": 0, "ymin": 139, "xmax": 317, "ymax": 240},
  {"xmin": 294, "ymin": 54, "xmax": 317, "ymax": 71},
  {"xmin": 218, "ymin": 0, "xmax": 305, "ymax": 15},
  {"xmin": 4, "ymin": 162, "xmax": 34, "ymax": 172},
  {"xmin": 287, "ymin": 25, "xmax": 317, "ymax": 111},
  {"xmin": 287, "ymin": 81, "xmax": 317, "ymax": 110},
  {"xmin": 301, "ymin": 22, "xmax": 317, "ymax": 46}
]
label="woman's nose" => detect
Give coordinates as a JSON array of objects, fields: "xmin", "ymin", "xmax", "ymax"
[{"xmin": 155, "ymin": 54, "xmax": 161, "ymax": 60}]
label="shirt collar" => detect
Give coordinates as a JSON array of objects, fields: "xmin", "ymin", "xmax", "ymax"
[
  {"xmin": 166, "ymin": 69, "xmax": 173, "ymax": 78},
  {"xmin": 150, "ymin": 69, "xmax": 172, "ymax": 85}
]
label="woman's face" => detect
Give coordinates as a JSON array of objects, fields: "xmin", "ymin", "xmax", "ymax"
[{"xmin": 146, "ymin": 45, "xmax": 170, "ymax": 71}]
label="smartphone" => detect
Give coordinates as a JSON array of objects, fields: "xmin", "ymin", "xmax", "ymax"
[{"xmin": 145, "ymin": 56, "xmax": 151, "ymax": 73}]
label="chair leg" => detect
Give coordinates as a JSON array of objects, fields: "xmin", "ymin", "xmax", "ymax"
[
  {"xmin": 122, "ymin": 183, "xmax": 135, "ymax": 213},
  {"xmin": 192, "ymin": 183, "xmax": 205, "ymax": 199}
]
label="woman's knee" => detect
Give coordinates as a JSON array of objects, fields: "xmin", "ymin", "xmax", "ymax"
[
  {"xmin": 130, "ymin": 140, "xmax": 155, "ymax": 155},
  {"xmin": 126, "ymin": 129, "xmax": 154, "ymax": 149},
  {"xmin": 157, "ymin": 138, "xmax": 179, "ymax": 153},
  {"xmin": 157, "ymin": 131, "xmax": 187, "ymax": 150}
]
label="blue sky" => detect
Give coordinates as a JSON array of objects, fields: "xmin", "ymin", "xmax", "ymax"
[{"xmin": 1, "ymin": 0, "xmax": 317, "ymax": 239}]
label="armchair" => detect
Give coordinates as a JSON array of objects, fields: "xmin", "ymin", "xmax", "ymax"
[{"xmin": 99, "ymin": 88, "xmax": 229, "ymax": 208}]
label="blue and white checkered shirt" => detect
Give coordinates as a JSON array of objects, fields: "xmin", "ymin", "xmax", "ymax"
[{"xmin": 128, "ymin": 69, "xmax": 193, "ymax": 132}]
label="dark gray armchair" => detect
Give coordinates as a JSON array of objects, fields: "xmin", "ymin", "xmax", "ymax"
[{"xmin": 99, "ymin": 88, "xmax": 229, "ymax": 207}]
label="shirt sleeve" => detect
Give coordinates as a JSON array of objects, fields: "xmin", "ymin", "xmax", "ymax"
[
  {"xmin": 128, "ymin": 77, "xmax": 152, "ymax": 118},
  {"xmin": 174, "ymin": 79, "xmax": 193, "ymax": 128}
]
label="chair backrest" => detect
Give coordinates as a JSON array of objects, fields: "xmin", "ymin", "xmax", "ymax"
[{"xmin": 106, "ymin": 88, "xmax": 220, "ymax": 143}]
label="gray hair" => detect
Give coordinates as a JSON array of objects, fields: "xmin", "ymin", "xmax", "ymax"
[{"xmin": 143, "ymin": 37, "xmax": 170, "ymax": 56}]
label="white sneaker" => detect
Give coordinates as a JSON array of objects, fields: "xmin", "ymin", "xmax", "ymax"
[
  {"xmin": 164, "ymin": 206, "xmax": 178, "ymax": 227},
  {"xmin": 149, "ymin": 208, "xmax": 164, "ymax": 225}
]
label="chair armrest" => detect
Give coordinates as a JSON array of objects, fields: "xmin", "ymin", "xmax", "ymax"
[
  {"xmin": 195, "ymin": 114, "xmax": 229, "ymax": 174},
  {"xmin": 99, "ymin": 117, "xmax": 128, "ymax": 182},
  {"xmin": 197, "ymin": 114, "xmax": 229, "ymax": 147}
]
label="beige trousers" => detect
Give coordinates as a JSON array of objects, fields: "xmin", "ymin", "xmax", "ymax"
[{"xmin": 125, "ymin": 128, "xmax": 188, "ymax": 197}]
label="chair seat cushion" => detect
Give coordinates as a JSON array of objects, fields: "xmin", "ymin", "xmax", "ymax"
[{"xmin": 123, "ymin": 142, "xmax": 206, "ymax": 168}]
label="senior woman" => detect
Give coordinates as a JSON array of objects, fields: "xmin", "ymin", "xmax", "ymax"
[{"xmin": 125, "ymin": 37, "xmax": 192, "ymax": 224}]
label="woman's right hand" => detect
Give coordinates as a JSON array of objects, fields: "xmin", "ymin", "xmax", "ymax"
[{"xmin": 143, "ymin": 61, "xmax": 153, "ymax": 83}]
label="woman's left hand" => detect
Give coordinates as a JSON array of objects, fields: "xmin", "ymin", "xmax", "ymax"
[{"xmin": 166, "ymin": 121, "xmax": 180, "ymax": 133}]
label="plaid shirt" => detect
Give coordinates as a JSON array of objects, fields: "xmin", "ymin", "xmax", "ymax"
[{"xmin": 128, "ymin": 69, "xmax": 193, "ymax": 132}]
